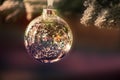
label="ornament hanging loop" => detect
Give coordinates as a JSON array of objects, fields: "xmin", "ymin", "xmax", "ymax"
[{"xmin": 47, "ymin": 0, "xmax": 54, "ymax": 8}]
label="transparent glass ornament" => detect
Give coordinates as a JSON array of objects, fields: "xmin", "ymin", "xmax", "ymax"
[{"xmin": 24, "ymin": 0, "xmax": 73, "ymax": 63}]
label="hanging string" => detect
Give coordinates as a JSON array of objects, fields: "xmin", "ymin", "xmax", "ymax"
[{"xmin": 47, "ymin": 0, "xmax": 54, "ymax": 8}]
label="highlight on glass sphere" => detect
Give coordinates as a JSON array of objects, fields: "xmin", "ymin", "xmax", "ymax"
[{"xmin": 24, "ymin": 8, "xmax": 73, "ymax": 63}]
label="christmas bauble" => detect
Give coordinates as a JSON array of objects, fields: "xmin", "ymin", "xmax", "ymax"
[{"xmin": 24, "ymin": 9, "xmax": 73, "ymax": 63}]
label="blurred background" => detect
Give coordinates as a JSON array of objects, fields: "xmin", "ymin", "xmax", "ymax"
[{"xmin": 0, "ymin": 0, "xmax": 120, "ymax": 80}]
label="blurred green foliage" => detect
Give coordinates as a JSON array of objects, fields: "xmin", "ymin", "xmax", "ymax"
[
  {"xmin": 97, "ymin": 0, "xmax": 120, "ymax": 8},
  {"xmin": 0, "ymin": 0, "xmax": 4, "ymax": 5},
  {"xmin": 57, "ymin": 0, "xmax": 85, "ymax": 14}
]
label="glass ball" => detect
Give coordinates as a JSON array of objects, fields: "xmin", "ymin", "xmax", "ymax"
[{"xmin": 24, "ymin": 9, "xmax": 73, "ymax": 63}]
